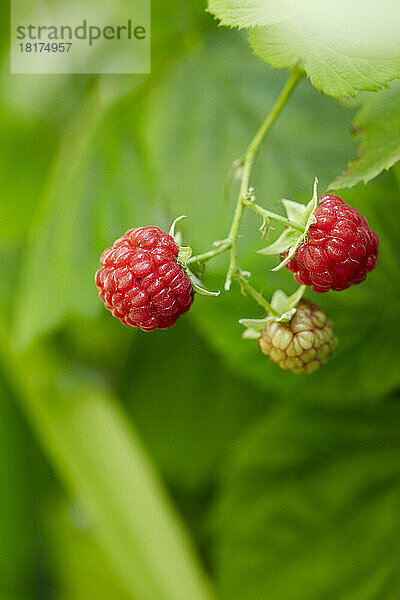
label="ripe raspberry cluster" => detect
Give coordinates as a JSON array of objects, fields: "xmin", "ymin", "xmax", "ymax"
[
  {"xmin": 95, "ymin": 227, "xmax": 193, "ymax": 331},
  {"xmin": 258, "ymin": 300, "xmax": 337, "ymax": 373},
  {"xmin": 94, "ymin": 193, "xmax": 378, "ymax": 377},
  {"xmin": 285, "ymin": 195, "xmax": 379, "ymax": 292}
]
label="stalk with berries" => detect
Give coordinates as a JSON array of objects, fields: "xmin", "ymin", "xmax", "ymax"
[{"xmin": 95, "ymin": 68, "xmax": 379, "ymax": 374}]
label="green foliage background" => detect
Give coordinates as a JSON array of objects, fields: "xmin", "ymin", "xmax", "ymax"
[{"xmin": 0, "ymin": 2, "xmax": 399, "ymax": 600}]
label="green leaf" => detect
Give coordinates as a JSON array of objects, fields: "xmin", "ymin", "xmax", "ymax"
[
  {"xmin": 207, "ymin": 0, "xmax": 292, "ymax": 28},
  {"xmin": 208, "ymin": 1, "xmax": 400, "ymax": 98},
  {"xmin": 0, "ymin": 378, "xmax": 36, "ymax": 599},
  {"xmin": 44, "ymin": 499, "xmax": 135, "ymax": 600},
  {"xmin": 328, "ymin": 81, "xmax": 400, "ymax": 189},
  {"xmin": 213, "ymin": 400, "xmax": 400, "ymax": 600},
  {"xmin": 0, "ymin": 332, "xmax": 216, "ymax": 600}
]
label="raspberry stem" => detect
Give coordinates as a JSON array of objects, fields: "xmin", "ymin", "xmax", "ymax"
[
  {"xmin": 241, "ymin": 197, "xmax": 304, "ymax": 232},
  {"xmin": 188, "ymin": 67, "xmax": 304, "ymax": 309},
  {"xmin": 236, "ymin": 274, "xmax": 280, "ymax": 316},
  {"xmin": 187, "ymin": 239, "xmax": 231, "ymax": 265},
  {"xmin": 225, "ymin": 67, "xmax": 304, "ymax": 290}
]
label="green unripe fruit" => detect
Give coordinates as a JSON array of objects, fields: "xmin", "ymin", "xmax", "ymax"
[{"xmin": 258, "ymin": 300, "xmax": 337, "ymax": 374}]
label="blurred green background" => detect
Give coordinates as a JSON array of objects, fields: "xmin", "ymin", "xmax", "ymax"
[{"xmin": 1, "ymin": 1, "xmax": 400, "ymax": 600}]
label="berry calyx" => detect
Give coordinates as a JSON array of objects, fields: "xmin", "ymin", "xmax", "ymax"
[
  {"xmin": 258, "ymin": 300, "xmax": 337, "ymax": 373},
  {"xmin": 284, "ymin": 194, "xmax": 379, "ymax": 292},
  {"xmin": 95, "ymin": 226, "xmax": 193, "ymax": 331}
]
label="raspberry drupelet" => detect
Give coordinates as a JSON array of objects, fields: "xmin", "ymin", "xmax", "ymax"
[
  {"xmin": 285, "ymin": 195, "xmax": 379, "ymax": 292},
  {"xmin": 95, "ymin": 227, "xmax": 193, "ymax": 331}
]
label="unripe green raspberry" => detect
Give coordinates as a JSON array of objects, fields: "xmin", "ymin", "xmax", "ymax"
[{"xmin": 258, "ymin": 300, "xmax": 337, "ymax": 374}]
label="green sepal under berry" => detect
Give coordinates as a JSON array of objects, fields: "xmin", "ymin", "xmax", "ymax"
[
  {"xmin": 240, "ymin": 286, "xmax": 306, "ymax": 339},
  {"xmin": 171, "ymin": 217, "xmax": 220, "ymax": 297},
  {"xmin": 258, "ymin": 177, "xmax": 319, "ymax": 271},
  {"xmin": 186, "ymin": 267, "xmax": 220, "ymax": 297}
]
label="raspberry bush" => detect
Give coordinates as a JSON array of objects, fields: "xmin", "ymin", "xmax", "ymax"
[
  {"xmin": 96, "ymin": 70, "xmax": 380, "ymax": 374},
  {"xmin": 3, "ymin": 3, "xmax": 400, "ymax": 600}
]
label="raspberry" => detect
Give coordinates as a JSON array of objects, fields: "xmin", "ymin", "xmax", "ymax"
[
  {"xmin": 95, "ymin": 227, "xmax": 193, "ymax": 331},
  {"xmin": 285, "ymin": 195, "xmax": 379, "ymax": 292},
  {"xmin": 258, "ymin": 300, "xmax": 337, "ymax": 374}
]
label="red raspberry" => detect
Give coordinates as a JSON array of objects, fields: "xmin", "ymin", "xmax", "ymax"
[
  {"xmin": 284, "ymin": 195, "xmax": 379, "ymax": 292},
  {"xmin": 95, "ymin": 227, "xmax": 193, "ymax": 331}
]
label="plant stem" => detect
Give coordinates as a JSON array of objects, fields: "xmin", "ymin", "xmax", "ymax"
[
  {"xmin": 241, "ymin": 198, "xmax": 304, "ymax": 232},
  {"xmin": 188, "ymin": 67, "xmax": 304, "ymax": 310},
  {"xmin": 224, "ymin": 67, "xmax": 304, "ymax": 290},
  {"xmin": 237, "ymin": 275, "xmax": 279, "ymax": 316},
  {"xmin": 188, "ymin": 240, "xmax": 231, "ymax": 265}
]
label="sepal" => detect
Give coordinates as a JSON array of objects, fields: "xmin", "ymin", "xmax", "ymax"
[
  {"xmin": 258, "ymin": 177, "xmax": 319, "ymax": 270},
  {"xmin": 239, "ymin": 315, "xmax": 275, "ymax": 339},
  {"xmin": 169, "ymin": 215, "xmax": 187, "ymax": 241},
  {"xmin": 174, "ymin": 227, "xmax": 221, "ymax": 297},
  {"xmin": 239, "ymin": 286, "xmax": 306, "ymax": 339},
  {"xmin": 258, "ymin": 227, "xmax": 298, "ymax": 255},
  {"xmin": 186, "ymin": 269, "xmax": 220, "ymax": 297},
  {"xmin": 281, "ymin": 198, "xmax": 308, "ymax": 223}
]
